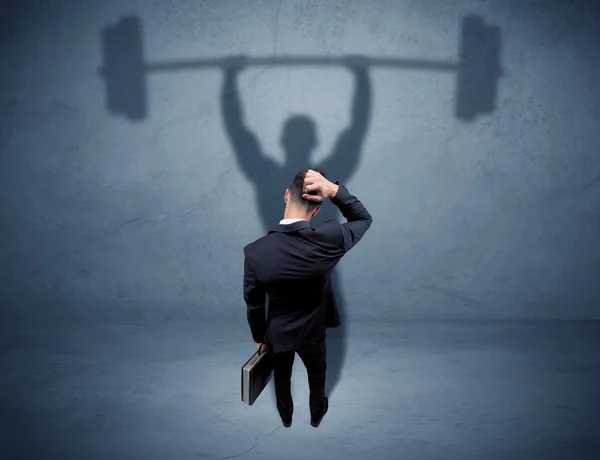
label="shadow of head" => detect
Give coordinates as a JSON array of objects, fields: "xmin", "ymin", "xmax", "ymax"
[{"xmin": 280, "ymin": 115, "xmax": 318, "ymax": 167}]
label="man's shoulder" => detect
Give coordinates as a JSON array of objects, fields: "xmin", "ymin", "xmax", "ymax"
[
  {"xmin": 311, "ymin": 219, "xmax": 342, "ymax": 239},
  {"xmin": 317, "ymin": 219, "xmax": 341, "ymax": 230},
  {"xmin": 243, "ymin": 240, "xmax": 257, "ymax": 255},
  {"xmin": 244, "ymin": 219, "xmax": 341, "ymax": 252},
  {"xmin": 243, "ymin": 233, "xmax": 273, "ymax": 254}
]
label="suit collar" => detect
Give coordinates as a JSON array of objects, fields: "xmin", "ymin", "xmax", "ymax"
[{"xmin": 269, "ymin": 220, "xmax": 312, "ymax": 234}]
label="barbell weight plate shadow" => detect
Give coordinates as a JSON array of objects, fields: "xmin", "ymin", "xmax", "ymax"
[
  {"xmin": 455, "ymin": 15, "xmax": 502, "ymax": 121},
  {"xmin": 101, "ymin": 16, "xmax": 147, "ymax": 121},
  {"xmin": 100, "ymin": 15, "xmax": 502, "ymax": 122}
]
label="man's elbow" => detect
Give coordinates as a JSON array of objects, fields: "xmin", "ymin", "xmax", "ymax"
[{"xmin": 361, "ymin": 211, "xmax": 373, "ymax": 226}]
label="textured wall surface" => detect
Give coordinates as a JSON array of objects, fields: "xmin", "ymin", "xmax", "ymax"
[
  {"xmin": 2, "ymin": 2, "xmax": 600, "ymax": 460},
  {"xmin": 1, "ymin": 0, "xmax": 599, "ymax": 321}
]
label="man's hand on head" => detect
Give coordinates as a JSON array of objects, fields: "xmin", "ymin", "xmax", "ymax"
[{"xmin": 303, "ymin": 170, "xmax": 339, "ymax": 202}]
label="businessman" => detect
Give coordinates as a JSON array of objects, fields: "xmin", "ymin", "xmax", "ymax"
[
  {"xmin": 243, "ymin": 169, "xmax": 372, "ymax": 428},
  {"xmin": 221, "ymin": 54, "xmax": 372, "ymax": 398}
]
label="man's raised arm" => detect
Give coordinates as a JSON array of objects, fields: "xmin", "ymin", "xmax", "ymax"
[
  {"xmin": 328, "ymin": 182, "xmax": 372, "ymax": 253},
  {"xmin": 304, "ymin": 173, "xmax": 372, "ymax": 254}
]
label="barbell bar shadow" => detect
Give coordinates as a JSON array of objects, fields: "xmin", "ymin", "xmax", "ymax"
[
  {"xmin": 100, "ymin": 15, "xmax": 503, "ymax": 122},
  {"xmin": 144, "ymin": 57, "xmax": 458, "ymax": 71}
]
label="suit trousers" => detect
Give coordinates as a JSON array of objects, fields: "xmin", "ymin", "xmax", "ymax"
[{"xmin": 272, "ymin": 338, "xmax": 327, "ymax": 421}]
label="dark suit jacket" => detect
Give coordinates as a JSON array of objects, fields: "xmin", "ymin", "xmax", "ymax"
[{"xmin": 243, "ymin": 182, "xmax": 372, "ymax": 354}]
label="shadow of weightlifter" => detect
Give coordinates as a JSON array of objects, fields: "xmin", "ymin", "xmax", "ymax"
[{"xmin": 219, "ymin": 55, "xmax": 372, "ymax": 399}]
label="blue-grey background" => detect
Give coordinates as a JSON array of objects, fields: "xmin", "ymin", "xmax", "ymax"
[{"xmin": 1, "ymin": 1, "xmax": 599, "ymax": 459}]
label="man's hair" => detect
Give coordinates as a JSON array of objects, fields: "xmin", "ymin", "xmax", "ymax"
[{"xmin": 288, "ymin": 168, "xmax": 327, "ymax": 214}]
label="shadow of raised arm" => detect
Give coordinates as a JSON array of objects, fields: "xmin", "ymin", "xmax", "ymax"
[
  {"xmin": 319, "ymin": 59, "xmax": 372, "ymax": 183},
  {"xmin": 220, "ymin": 60, "xmax": 277, "ymax": 184}
]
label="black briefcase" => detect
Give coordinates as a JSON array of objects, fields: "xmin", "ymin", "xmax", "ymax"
[{"xmin": 241, "ymin": 347, "xmax": 273, "ymax": 405}]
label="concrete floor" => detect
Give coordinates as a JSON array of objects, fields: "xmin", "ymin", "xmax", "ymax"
[{"xmin": 1, "ymin": 316, "xmax": 599, "ymax": 460}]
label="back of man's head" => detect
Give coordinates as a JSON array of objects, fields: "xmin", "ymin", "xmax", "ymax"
[{"xmin": 288, "ymin": 168, "xmax": 327, "ymax": 214}]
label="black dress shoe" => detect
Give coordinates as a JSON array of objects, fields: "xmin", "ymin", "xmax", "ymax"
[
  {"xmin": 310, "ymin": 397, "xmax": 328, "ymax": 427},
  {"xmin": 280, "ymin": 415, "xmax": 292, "ymax": 428}
]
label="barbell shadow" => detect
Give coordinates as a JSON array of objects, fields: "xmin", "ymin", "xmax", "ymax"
[{"xmin": 100, "ymin": 15, "xmax": 503, "ymax": 123}]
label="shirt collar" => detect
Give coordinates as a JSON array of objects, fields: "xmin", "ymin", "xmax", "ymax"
[
  {"xmin": 269, "ymin": 219, "xmax": 311, "ymax": 234},
  {"xmin": 279, "ymin": 218, "xmax": 306, "ymax": 225}
]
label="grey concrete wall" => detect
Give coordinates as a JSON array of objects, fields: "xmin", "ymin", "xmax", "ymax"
[{"xmin": 1, "ymin": 0, "xmax": 599, "ymax": 321}]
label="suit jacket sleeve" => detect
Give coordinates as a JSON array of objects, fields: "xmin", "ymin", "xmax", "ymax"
[
  {"xmin": 243, "ymin": 252, "xmax": 267, "ymax": 343},
  {"xmin": 330, "ymin": 182, "xmax": 373, "ymax": 253}
]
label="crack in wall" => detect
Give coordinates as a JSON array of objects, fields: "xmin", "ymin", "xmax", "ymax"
[{"xmin": 119, "ymin": 217, "xmax": 141, "ymax": 229}]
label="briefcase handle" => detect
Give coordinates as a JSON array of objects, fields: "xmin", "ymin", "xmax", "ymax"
[{"xmin": 258, "ymin": 344, "xmax": 270, "ymax": 356}]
